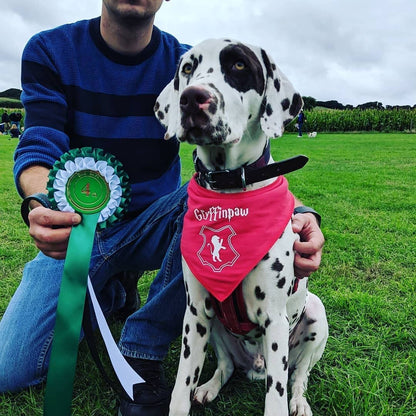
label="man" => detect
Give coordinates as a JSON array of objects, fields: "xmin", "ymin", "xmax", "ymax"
[
  {"xmin": 0, "ymin": 1, "xmax": 324, "ymax": 415},
  {"xmin": 297, "ymin": 109, "xmax": 306, "ymax": 137}
]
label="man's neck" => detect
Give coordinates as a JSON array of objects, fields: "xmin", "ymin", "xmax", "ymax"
[{"xmin": 100, "ymin": 8, "xmax": 154, "ymax": 55}]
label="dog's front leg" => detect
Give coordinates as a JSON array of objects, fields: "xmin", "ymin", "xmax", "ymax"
[
  {"xmin": 169, "ymin": 266, "xmax": 213, "ymax": 416},
  {"xmin": 263, "ymin": 316, "xmax": 290, "ymax": 416}
]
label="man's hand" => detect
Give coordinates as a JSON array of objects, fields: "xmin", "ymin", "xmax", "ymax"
[
  {"xmin": 28, "ymin": 206, "xmax": 81, "ymax": 259},
  {"xmin": 292, "ymin": 213, "xmax": 324, "ymax": 278}
]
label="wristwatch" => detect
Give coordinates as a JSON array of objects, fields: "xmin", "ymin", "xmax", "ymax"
[
  {"xmin": 293, "ymin": 206, "xmax": 322, "ymax": 227},
  {"xmin": 21, "ymin": 193, "xmax": 53, "ymax": 226}
]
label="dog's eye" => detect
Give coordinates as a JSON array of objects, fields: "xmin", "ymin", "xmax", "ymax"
[
  {"xmin": 182, "ymin": 63, "xmax": 193, "ymax": 75},
  {"xmin": 233, "ymin": 61, "xmax": 246, "ymax": 71}
]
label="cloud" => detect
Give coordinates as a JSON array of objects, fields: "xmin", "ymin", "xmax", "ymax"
[{"xmin": 1, "ymin": 0, "xmax": 415, "ymax": 106}]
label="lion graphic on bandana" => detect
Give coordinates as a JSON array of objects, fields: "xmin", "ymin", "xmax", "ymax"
[{"xmin": 208, "ymin": 235, "xmax": 226, "ymax": 262}]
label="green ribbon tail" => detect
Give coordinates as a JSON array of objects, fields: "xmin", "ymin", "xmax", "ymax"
[{"xmin": 44, "ymin": 212, "xmax": 100, "ymax": 416}]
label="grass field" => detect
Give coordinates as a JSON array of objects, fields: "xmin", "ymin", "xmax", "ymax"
[{"xmin": 0, "ymin": 132, "xmax": 415, "ymax": 415}]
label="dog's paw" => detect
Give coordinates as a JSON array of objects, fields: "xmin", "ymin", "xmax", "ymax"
[
  {"xmin": 193, "ymin": 384, "xmax": 219, "ymax": 404},
  {"xmin": 289, "ymin": 396, "xmax": 313, "ymax": 416}
]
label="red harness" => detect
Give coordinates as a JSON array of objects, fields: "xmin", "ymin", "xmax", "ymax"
[{"xmin": 211, "ymin": 282, "xmax": 258, "ymax": 335}]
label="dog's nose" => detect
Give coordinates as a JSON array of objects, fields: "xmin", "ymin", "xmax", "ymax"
[{"xmin": 180, "ymin": 86, "xmax": 212, "ymax": 115}]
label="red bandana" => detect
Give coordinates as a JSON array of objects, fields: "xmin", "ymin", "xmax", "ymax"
[{"xmin": 182, "ymin": 175, "xmax": 294, "ymax": 302}]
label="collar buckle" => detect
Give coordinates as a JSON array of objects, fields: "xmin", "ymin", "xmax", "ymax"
[{"xmin": 206, "ymin": 169, "xmax": 230, "ymax": 189}]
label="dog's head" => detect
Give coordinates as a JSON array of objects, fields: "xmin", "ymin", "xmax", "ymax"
[{"xmin": 154, "ymin": 39, "xmax": 302, "ymax": 146}]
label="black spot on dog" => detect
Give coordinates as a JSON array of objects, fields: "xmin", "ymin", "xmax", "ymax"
[
  {"xmin": 277, "ymin": 277, "xmax": 286, "ymax": 289},
  {"xmin": 254, "ymin": 328, "xmax": 263, "ymax": 338},
  {"xmin": 260, "ymin": 49, "xmax": 274, "ymax": 79},
  {"xmin": 196, "ymin": 323, "xmax": 207, "ymax": 337},
  {"xmin": 157, "ymin": 111, "xmax": 164, "ymax": 120},
  {"xmin": 257, "ymin": 308, "xmax": 262, "ymax": 316},
  {"xmin": 173, "ymin": 58, "xmax": 183, "ymax": 91},
  {"xmin": 193, "ymin": 366, "xmax": 200, "ymax": 384},
  {"xmin": 286, "ymin": 251, "xmax": 290, "ymax": 256},
  {"xmin": 272, "ymin": 258, "xmax": 284, "ymax": 272},
  {"xmin": 190, "ymin": 304, "xmax": 197, "ymax": 316},
  {"xmin": 208, "ymin": 67, "xmax": 214, "ymax": 73},
  {"xmin": 304, "ymin": 334, "xmax": 316, "ymax": 342},
  {"xmin": 186, "ymin": 376, "xmax": 190, "ymax": 386},
  {"xmin": 281, "ymin": 98, "xmax": 290, "ymax": 111},
  {"xmin": 282, "ymin": 356, "xmax": 288, "ymax": 371},
  {"xmin": 272, "ymin": 342, "xmax": 278, "ymax": 352},
  {"xmin": 266, "ymin": 375, "xmax": 273, "ymax": 393},
  {"xmin": 208, "ymin": 101, "xmax": 218, "ymax": 115},
  {"xmin": 262, "ymin": 252, "xmax": 270, "ymax": 262},
  {"xmin": 289, "ymin": 93, "xmax": 302, "ymax": 116},
  {"xmin": 205, "ymin": 297, "xmax": 212, "ymax": 310},
  {"xmin": 276, "ymin": 381, "xmax": 285, "ymax": 397},
  {"xmin": 255, "ymin": 286, "xmax": 266, "ymax": 300},
  {"xmin": 274, "ymin": 78, "xmax": 281, "ymax": 92},
  {"xmin": 266, "ymin": 103, "xmax": 273, "ymax": 116},
  {"xmin": 264, "ymin": 318, "xmax": 271, "ymax": 328},
  {"xmin": 183, "ymin": 337, "xmax": 191, "ymax": 359},
  {"xmin": 185, "ymin": 324, "xmax": 190, "ymax": 334},
  {"xmin": 154, "ymin": 101, "xmax": 160, "ymax": 111},
  {"xmin": 220, "ymin": 43, "xmax": 265, "ymax": 94}
]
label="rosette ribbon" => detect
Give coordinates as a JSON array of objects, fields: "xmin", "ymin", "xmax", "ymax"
[{"xmin": 43, "ymin": 148, "xmax": 138, "ymax": 415}]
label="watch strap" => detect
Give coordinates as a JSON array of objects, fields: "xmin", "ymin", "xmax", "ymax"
[
  {"xmin": 293, "ymin": 205, "xmax": 322, "ymax": 227},
  {"xmin": 21, "ymin": 193, "xmax": 53, "ymax": 226}
]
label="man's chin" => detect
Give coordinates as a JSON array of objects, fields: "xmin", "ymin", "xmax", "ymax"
[{"xmin": 105, "ymin": 1, "xmax": 160, "ymax": 25}]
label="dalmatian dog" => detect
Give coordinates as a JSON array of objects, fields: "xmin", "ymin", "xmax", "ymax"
[{"xmin": 154, "ymin": 39, "xmax": 328, "ymax": 416}]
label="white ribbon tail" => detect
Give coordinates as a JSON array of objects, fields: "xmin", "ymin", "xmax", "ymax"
[{"xmin": 87, "ymin": 276, "xmax": 144, "ymax": 400}]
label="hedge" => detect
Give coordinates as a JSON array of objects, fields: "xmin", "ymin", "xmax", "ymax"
[{"xmin": 286, "ymin": 108, "xmax": 416, "ymax": 133}]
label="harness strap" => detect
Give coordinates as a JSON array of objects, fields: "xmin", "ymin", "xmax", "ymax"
[{"xmin": 211, "ymin": 282, "xmax": 258, "ymax": 335}]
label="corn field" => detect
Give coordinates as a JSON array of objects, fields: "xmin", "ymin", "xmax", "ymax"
[{"xmin": 287, "ymin": 108, "xmax": 416, "ymax": 133}]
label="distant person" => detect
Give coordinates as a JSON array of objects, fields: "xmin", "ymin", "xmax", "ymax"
[
  {"xmin": 297, "ymin": 110, "xmax": 306, "ymax": 137},
  {"xmin": 1, "ymin": 111, "xmax": 10, "ymax": 133},
  {"xmin": 9, "ymin": 124, "xmax": 21, "ymax": 138},
  {"xmin": 9, "ymin": 112, "xmax": 22, "ymax": 130}
]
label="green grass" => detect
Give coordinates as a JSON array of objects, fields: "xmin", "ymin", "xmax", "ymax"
[{"xmin": 1, "ymin": 132, "xmax": 415, "ymax": 415}]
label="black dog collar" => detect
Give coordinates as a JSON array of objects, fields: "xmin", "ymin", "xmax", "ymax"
[{"xmin": 194, "ymin": 145, "xmax": 308, "ymax": 190}]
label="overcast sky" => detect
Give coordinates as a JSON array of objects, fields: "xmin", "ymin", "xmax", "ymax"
[{"xmin": 1, "ymin": 0, "xmax": 415, "ymax": 106}]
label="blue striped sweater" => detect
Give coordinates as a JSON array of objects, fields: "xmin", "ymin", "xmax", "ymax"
[{"xmin": 14, "ymin": 17, "xmax": 190, "ymax": 212}]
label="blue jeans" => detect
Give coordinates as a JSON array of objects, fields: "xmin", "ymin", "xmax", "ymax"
[{"xmin": 0, "ymin": 184, "xmax": 188, "ymax": 392}]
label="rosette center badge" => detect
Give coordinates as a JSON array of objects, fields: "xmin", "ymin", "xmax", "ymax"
[{"xmin": 66, "ymin": 170, "xmax": 111, "ymax": 214}]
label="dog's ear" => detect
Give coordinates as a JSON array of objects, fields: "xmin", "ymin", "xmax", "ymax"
[
  {"xmin": 259, "ymin": 49, "xmax": 303, "ymax": 138},
  {"xmin": 154, "ymin": 67, "xmax": 182, "ymax": 140}
]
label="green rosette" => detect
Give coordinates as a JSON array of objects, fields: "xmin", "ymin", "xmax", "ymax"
[
  {"xmin": 46, "ymin": 147, "xmax": 130, "ymax": 229},
  {"xmin": 43, "ymin": 148, "xmax": 130, "ymax": 416}
]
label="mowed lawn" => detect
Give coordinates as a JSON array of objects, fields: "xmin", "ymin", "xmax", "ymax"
[{"xmin": 0, "ymin": 132, "xmax": 415, "ymax": 415}]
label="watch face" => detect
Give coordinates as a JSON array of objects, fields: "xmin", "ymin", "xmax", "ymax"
[{"xmin": 65, "ymin": 170, "xmax": 110, "ymax": 214}]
